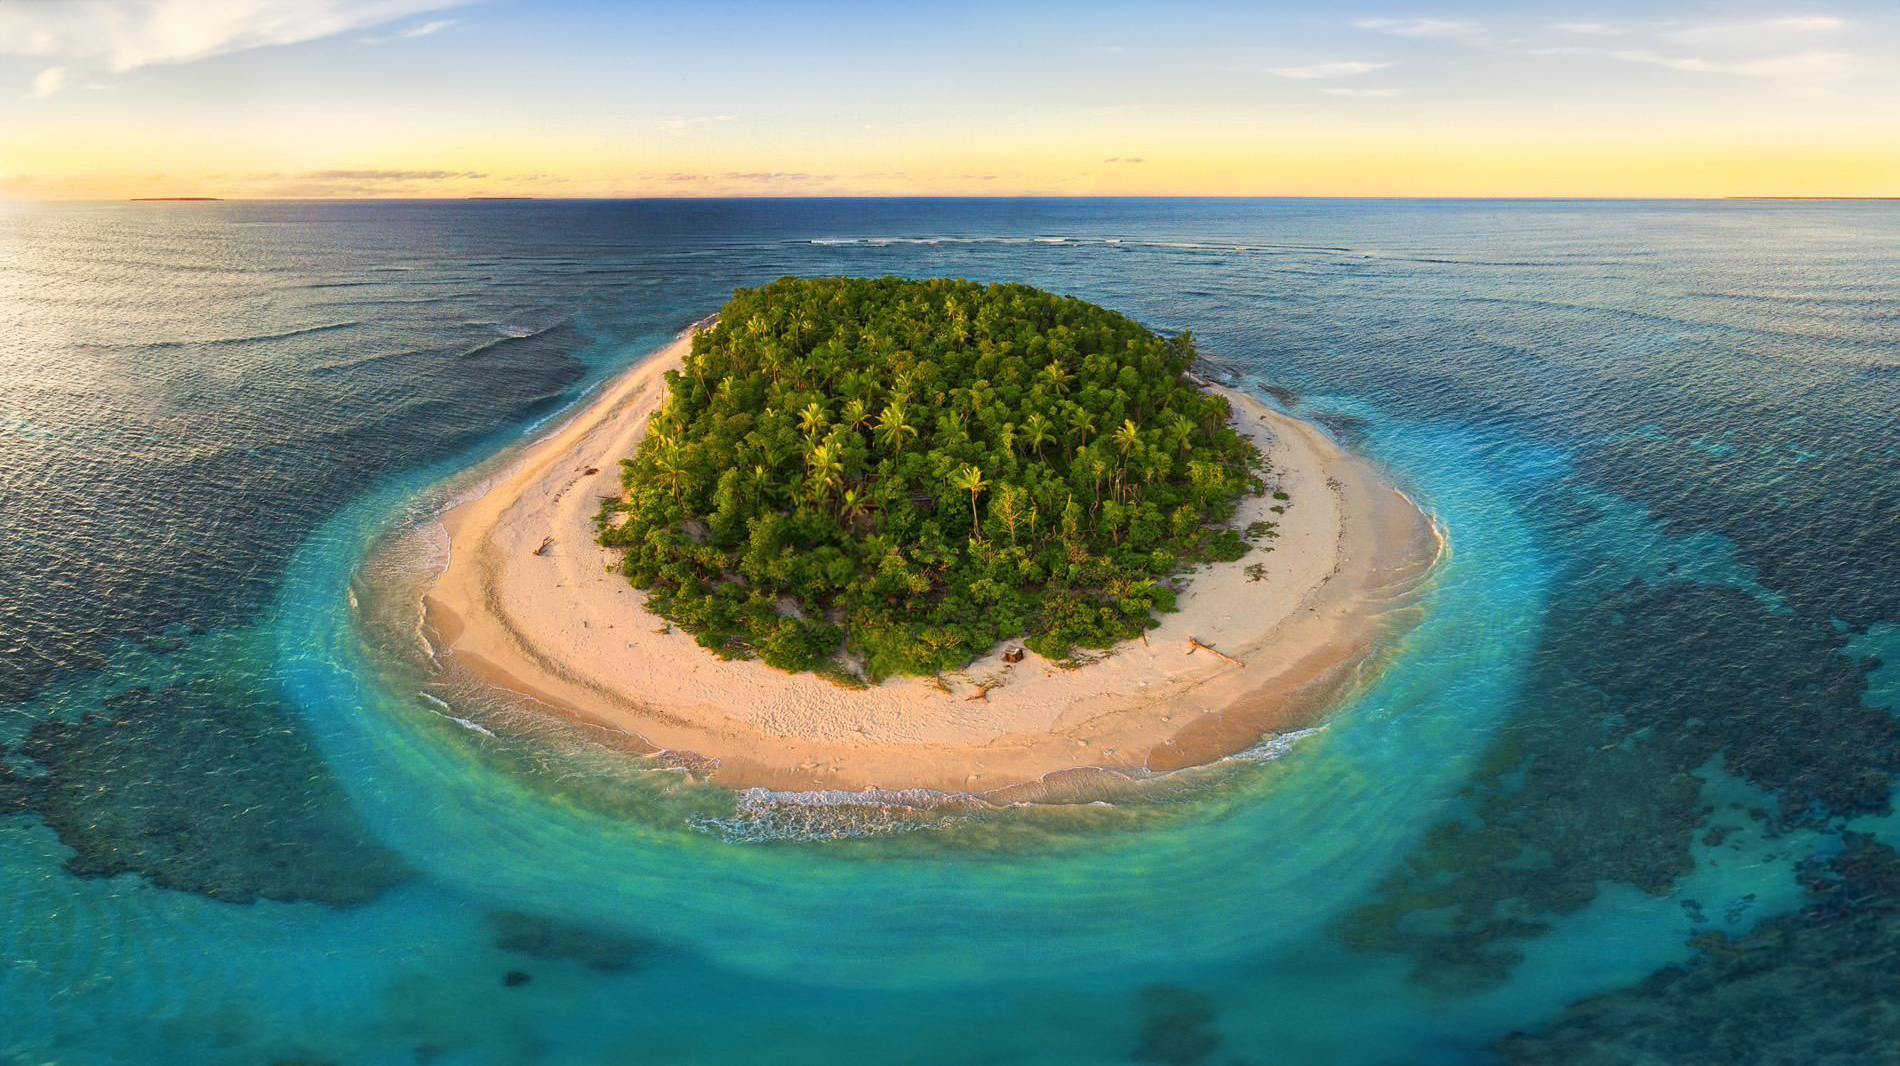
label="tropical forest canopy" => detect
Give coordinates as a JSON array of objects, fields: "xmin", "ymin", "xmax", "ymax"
[{"xmin": 598, "ymin": 276, "xmax": 1265, "ymax": 681}]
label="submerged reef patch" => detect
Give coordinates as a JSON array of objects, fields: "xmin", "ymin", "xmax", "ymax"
[
  {"xmin": 1496, "ymin": 833, "xmax": 1900, "ymax": 1064},
  {"xmin": 1338, "ymin": 579, "xmax": 1897, "ymax": 991},
  {"xmin": 489, "ymin": 909, "xmax": 670, "ymax": 972},
  {"xmin": 11, "ymin": 675, "xmax": 407, "ymax": 906},
  {"xmin": 1132, "ymin": 985, "xmax": 1224, "ymax": 1066}
]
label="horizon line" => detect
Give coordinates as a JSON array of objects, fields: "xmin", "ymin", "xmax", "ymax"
[{"xmin": 13, "ymin": 194, "xmax": 1897, "ymax": 204}]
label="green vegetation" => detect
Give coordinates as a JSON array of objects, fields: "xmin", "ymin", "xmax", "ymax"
[{"xmin": 597, "ymin": 276, "xmax": 1265, "ymax": 680}]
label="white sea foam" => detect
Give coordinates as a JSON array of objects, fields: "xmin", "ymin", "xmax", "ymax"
[
  {"xmin": 693, "ymin": 786, "xmax": 983, "ymax": 842},
  {"xmin": 420, "ymin": 692, "xmax": 497, "ymax": 737},
  {"xmin": 688, "ymin": 727, "xmax": 1327, "ymax": 843},
  {"xmin": 799, "ymin": 235, "xmax": 1360, "ymax": 256},
  {"xmin": 1217, "ymin": 726, "xmax": 1327, "ymax": 765}
]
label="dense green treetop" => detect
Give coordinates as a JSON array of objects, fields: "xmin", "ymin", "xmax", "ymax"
[{"xmin": 598, "ymin": 275, "xmax": 1266, "ymax": 681}]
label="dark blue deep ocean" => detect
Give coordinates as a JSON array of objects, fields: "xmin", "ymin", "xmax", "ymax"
[{"xmin": 2, "ymin": 198, "xmax": 1897, "ymax": 1065}]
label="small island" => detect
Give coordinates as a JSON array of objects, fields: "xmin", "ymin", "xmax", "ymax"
[
  {"xmin": 597, "ymin": 276, "xmax": 1267, "ymax": 681},
  {"xmin": 422, "ymin": 277, "xmax": 1441, "ymax": 794}
]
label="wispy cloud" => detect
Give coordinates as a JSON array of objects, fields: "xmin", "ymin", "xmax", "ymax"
[
  {"xmin": 363, "ymin": 17, "xmax": 459, "ymax": 44},
  {"xmin": 722, "ymin": 171, "xmax": 828, "ymax": 182},
  {"xmin": 1269, "ymin": 60, "xmax": 1389, "ymax": 79},
  {"xmin": 236, "ymin": 165, "xmax": 491, "ymax": 197},
  {"xmin": 297, "ymin": 168, "xmax": 486, "ymax": 180},
  {"xmin": 1610, "ymin": 48, "xmax": 1857, "ymax": 80},
  {"xmin": 1371, "ymin": 12, "xmax": 1862, "ymax": 89},
  {"xmin": 1529, "ymin": 44, "xmax": 1860, "ymax": 83},
  {"xmin": 655, "ymin": 170, "xmax": 835, "ymax": 183},
  {"xmin": 1662, "ymin": 16, "xmax": 1847, "ymax": 47},
  {"xmin": 399, "ymin": 18, "xmax": 456, "ymax": 38},
  {"xmin": 29, "ymin": 65, "xmax": 68, "ymax": 99},
  {"xmin": 1353, "ymin": 18, "xmax": 1480, "ymax": 39},
  {"xmin": 1102, "ymin": 157, "xmax": 1146, "ymax": 163},
  {"xmin": 1323, "ymin": 87, "xmax": 1402, "ymax": 97},
  {"xmin": 659, "ymin": 115, "xmax": 738, "ymax": 137},
  {"xmin": 0, "ymin": 0, "xmax": 470, "ymax": 72},
  {"xmin": 1550, "ymin": 22, "xmax": 1624, "ymax": 36}
]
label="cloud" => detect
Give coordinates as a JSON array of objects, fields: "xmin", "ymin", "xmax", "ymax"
[
  {"xmin": 659, "ymin": 115, "xmax": 737, "ymax": 137},
  {"xmin": 297, "ymin": 169, "xmax": 486, "ymax": 180},
  {"xmin": 1550, "ymin": 22, "xmax": 1624, "ymax": 36},
  {"xmin": 399, "ymin": 17, "xmax": 456, "ymax": 37},
  {"xmin": 242, "ymin": 166, "xmax": 490, "ymax": 197},
  {"xmin": 1323, "ymin": 87, "xmax": 1402, "ymax": 97},
  {"xmin": 0, "ymin": 0, "xmax": 470, "ymax": 72},
  {"xmin": 1102, "ymin": 157, "xmax": 1145, "ymax": 163},
  {"xmin": 1524, "ymin": 15, "xmax": 1858, "ymax": 86},
  {"xmin": 1269, "ymin": 60, "xmax": 1389, "ymax": 79},
  {"xmin": 653, "ymin": 171, "xmax": 836, "ymax": 186},
  {"xmin": 722, "ymin": 171, "xmax": 828, "ymax": 182},
  {"xmin": 1662, "ymin": 16, "xmax": 1847, "ymax": 46},
  {"xmin": 29, "ymin": 65, "xmax": 68, "ymax": 98},
  {"xmin": 1543, "ymin": 47, "xmax": 1861, "ymax": 82},
  {"xmin": 1353, "ymin": 18, "xmax": 1480, "ymax": 39},
  {"xmin": 363, "ymin": 16, "xmax": 457, "ymax": 44}
]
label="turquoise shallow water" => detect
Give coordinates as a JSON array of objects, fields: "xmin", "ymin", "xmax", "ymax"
[{"xmin": 2, "ymin": 199, "xmax": 1897, "ymax": 1064}]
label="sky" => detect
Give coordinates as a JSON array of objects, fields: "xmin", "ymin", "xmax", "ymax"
[{"xmin": 1, "ymin": 0, "xmax": 1896, "ymax": 199}]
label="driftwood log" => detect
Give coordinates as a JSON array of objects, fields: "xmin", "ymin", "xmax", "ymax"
[{"xmin": 1187, "ymin": 637, "xmax": 1244, "ymax": 667}]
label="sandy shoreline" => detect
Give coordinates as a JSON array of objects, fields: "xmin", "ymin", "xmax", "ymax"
[{"xmin": 418, "ymin": 326, "xmax": 1441, "ymax": 793}]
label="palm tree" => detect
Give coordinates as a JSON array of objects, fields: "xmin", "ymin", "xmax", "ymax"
[
  {"xmin": 1165, "ymin": 411, "xmax": 1195, "ymax": 454},
  {"xmin": 1021, "ymin": 413, "xmax": 1054, "ymax": 458},
  {"xmin": 1042, "ymin": 360, "xmax": 1073, "ymax": 396},
  {"xmin": 842, "ymin": 397, "xmax": 870, "ymax": 433},
  {"xmin": 798, "ymin": 401, "xmax": 828, "ymax": 441},
  {"xmin": 949, "ymin": 463, "xmax": 988, "ymax": 539},
  {"xmin": 838, "ymin": 487, "xmax": 871, "ymax": 529},
  {"xmin": 1111, "ymin": 418, "xmax": 1141, "ymax": 499},
  {"xmin": 1068, "ymin": 409, "xmax": 1097, "ymax": 448},
  {"xmin": 805, "ymin": 442, "xmax": 843, "ymax": 505},
  {"xmin": 653, "ymin": 446, "xmax": 688, "ymax": 500},
  {"xmin": 875, "ymin": 400, "xmax": 918, "ymax": 456}
]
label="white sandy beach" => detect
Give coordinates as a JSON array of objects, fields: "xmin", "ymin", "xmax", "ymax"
[{"xmin": 420, "ymin": 327, "xmax": 1441, "ymax": 793}]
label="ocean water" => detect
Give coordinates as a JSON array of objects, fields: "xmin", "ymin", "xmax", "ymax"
[{"xmin": 2, "ymin": 198, "xmax": 1897, "ymax": 1065}]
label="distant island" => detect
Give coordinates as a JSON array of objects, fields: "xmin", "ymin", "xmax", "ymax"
[
  {"xmin": 421, "ymin": 276, "xmax": 1440, "ymax": 792},
  {"xmin": 129, "ymin": 197, "xmax": 223, "ymax": 201},
  {"xmin": 467, "ymin": 196, "xmax": 535, "ymax": 200},
  {"xmin": 598, "ymin": 277, "xmax": 1267, "ymax": 680}
]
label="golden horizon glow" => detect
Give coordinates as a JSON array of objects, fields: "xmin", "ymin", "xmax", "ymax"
[{"xmin": 3, "ymin": 1, "xmax": 1896, "ymax": 200}]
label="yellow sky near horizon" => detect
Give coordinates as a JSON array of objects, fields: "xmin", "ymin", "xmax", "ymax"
[
  {"xmin": 11, "ymin": 134, "xmax": 1893, "ymax": 201},
  {"xmin": 2, "ymin": 0, "xmax": 1896, "ymax": 200}
]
